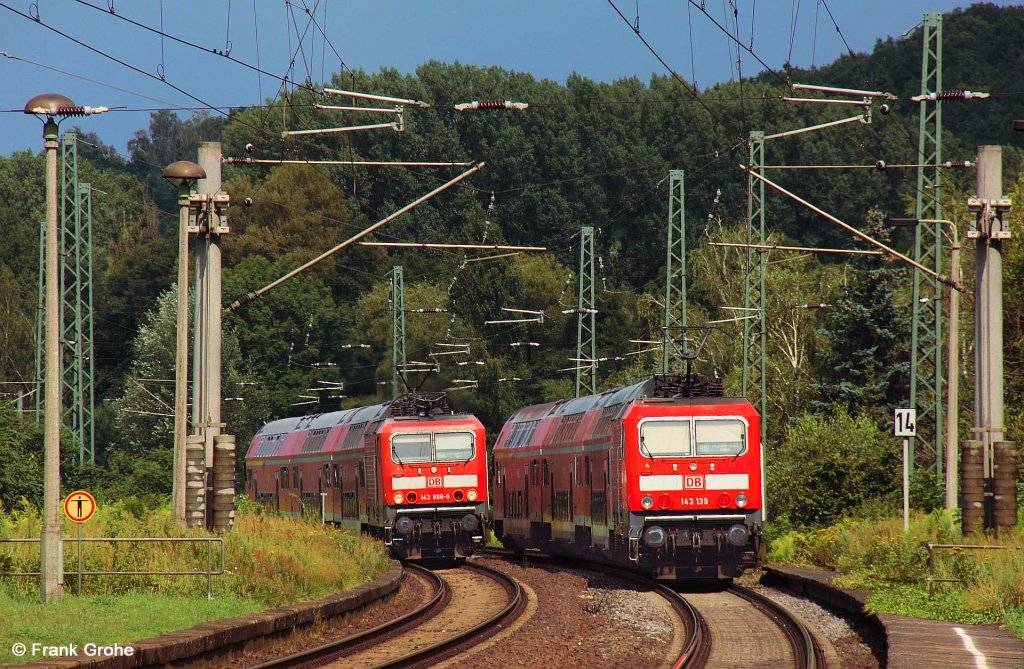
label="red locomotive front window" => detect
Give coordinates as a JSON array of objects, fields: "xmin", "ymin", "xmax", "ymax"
[
  {"xmin": 694, "ymin": 419, "xmax": 746, "ymax": 456},
  {"xmin": 638, "ymin": 417, "xmax": 748, "ymax": 458},
  {"xmin": 435, "ymin": 432, "xmax": 474, "ymax": 461},
  {"xmin": 639, "ymin": 420, "xmax": 691, "ymax": 457},
  {"xmin": 390, "ymin": 431, "xmax": 477, "ymax": 464},
  {"xmin": 392, "ymin": 433, "xmax": 432, "ymax": 463}
]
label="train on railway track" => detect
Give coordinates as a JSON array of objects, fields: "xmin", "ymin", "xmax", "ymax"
[
  {"xmin": 491, "ymin": 370, "xmax": 764, "ymax": 580},
  {"xmin": 244, "ymin": 392, "xmax": 489, "ymax": 561}
]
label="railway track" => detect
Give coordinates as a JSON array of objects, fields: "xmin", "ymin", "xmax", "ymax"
[
  {"xmin": 248, "ymin": 562, "xmax": 524, "ymax": 669},
  {"xmin": 477, "ymin": 548, "xmax": 823, "ymax": 668},
  {"xmin": 477, "ymin": 548, "xmax": 706, "ymax": 668},
  {"xmin": 680, "ymin": 584, "xmax": 822, "ymax": 668}
]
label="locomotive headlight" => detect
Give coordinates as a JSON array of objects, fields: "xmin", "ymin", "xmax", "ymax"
[
  {"xmin": 735, "ymin": 493, "xmax": 748, "ymax": 508},
  {"xmin": 643, "ymin": 525, "xmax": 667, "ymax": 548},
  {"xmin": 641, "ymin": 495, "xmax": 654, "ymax": 510},
  {"xmin": 467, "ymin": 489, "xmax": 478, "ymax": 501},
  {"xmin": 727, "ymin": 524, "xmax": 750, "ymax": 547},
  {"xmin": 688, "ymin": 461, "xmax": 698, "ymax": 471},
  {"xmin": 395, "ymin": 516, "xmax": 414, "ymax": 534},
  {"xmin": 460, "ymin": 514, "xmax": 479, "ymax": 532},
  {"xmin": 392, "ymin": 492, "xmax": 404, "ymax": 504}
]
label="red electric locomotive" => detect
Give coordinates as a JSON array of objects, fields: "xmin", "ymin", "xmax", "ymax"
[
  {"xmin": 244, "ymin": 393, "xmax": 489, "ymax": 561},
  {"xmin": 491, "ymin": 372, "xmax": 763, "ymax": 579}
]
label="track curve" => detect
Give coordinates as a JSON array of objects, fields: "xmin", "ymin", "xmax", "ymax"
[{"xmin": 248, "ymin": 562, "xmax": 524, "ymax": 669}]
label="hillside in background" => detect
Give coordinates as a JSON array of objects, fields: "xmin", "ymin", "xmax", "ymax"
[{"xmin": 1, "ymin": 3, "xmax": 1022, "ymax": 524}]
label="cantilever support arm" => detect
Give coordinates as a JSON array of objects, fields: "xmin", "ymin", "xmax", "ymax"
[
  {"xmin": 225, "ymin": 162, "xmax": 486, "ymax": 312},
  {"xmin": 739, "ymin": 164, "xmax": 963, "ymax": 292}
]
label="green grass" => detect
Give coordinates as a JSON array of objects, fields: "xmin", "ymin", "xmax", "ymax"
[
  {"xmin": 1005, "ymin": 605, "xmax": 1024, "ymax": 638},
  {"xmin": 767, "ymin": 511, "xmax": 1024, "ymax": 640},
  {"xmin": 0, "ymin": 497, "xmax": 391, "ymax": 664},
  {"xmin": 0, "ymin": 592, "xmax": 263, "ymax": 665},
  {"xmin": 864, "ymin": 584, "xmax": 1001, "ymax": 626}
]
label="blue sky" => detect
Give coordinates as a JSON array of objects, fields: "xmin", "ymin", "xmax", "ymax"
[{"xmin": 0, "ymin": 1, "xmax": 1002, "ymax": 157}]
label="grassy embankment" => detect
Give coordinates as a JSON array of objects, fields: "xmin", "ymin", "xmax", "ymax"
[
  {"xmin": 0, "ymin": 497, "xmax": 390, "ymax": 665},
  {"xmin": 768, "ymin": 511, "xmax": 1024, "ymax": 639}
]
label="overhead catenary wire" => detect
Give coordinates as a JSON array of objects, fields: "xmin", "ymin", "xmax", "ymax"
[{"xmin": 225, "ymin": 162, "xmax": 486, "ymax": 313}]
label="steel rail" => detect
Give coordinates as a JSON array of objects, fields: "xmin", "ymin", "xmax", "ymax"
[
  {"xmin": 371, "ymin": 561, "xmax": 525, "ymax": 668},
  {"xmin": 729, "ymin": 584, "xmax": 820, "ymax": 669},
  {"xmin": 246, "ymin": 563, "xmax": 446, "ymax": 669}
]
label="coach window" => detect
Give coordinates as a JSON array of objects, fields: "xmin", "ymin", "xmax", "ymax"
[
  {"xmin": 281, "ymin": 466, "xmax": 289, "ymax": 489},
  {"xmin": 391, "ymin": 433, "xmax": 432, "ymax": 463},
  {"xmin": 435, "ymin": 432, "xmax": 474, "ymax": 462},
  {"xmin": 293, "ymin": 466, "xmax": 300, "ymax": 489},
  {"xmin": 638, "ymin": 419, "xmax": 692, "ymax": 457},
  {"xmin": 694, "ymin": 419, "xmax": 746, "ymax": 456}
]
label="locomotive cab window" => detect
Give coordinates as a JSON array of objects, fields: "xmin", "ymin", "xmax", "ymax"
[
  {"xmin": 638, "ymin": 420, "xmax": 692, "ymax": 457},
  {"xmin": 391, "ymin": 433, "xmax": 432, "ymax": 463},
  {"xmin": 390, "ymin": 431, "xmax": 475, "ymax": 464},
  {"xmin": 694, "ymin": 419, "xmax": 746, "ymax": 456},
  {"xmin": 435, "ymin": 432, "xmax": 474, "ymax": 462}
]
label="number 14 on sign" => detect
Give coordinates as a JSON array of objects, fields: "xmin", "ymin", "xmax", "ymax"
[{"xmin": 894, "ymin": 408, "xmax": 916, "ymax": 437}]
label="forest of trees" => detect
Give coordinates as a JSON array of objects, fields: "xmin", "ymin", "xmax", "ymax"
[{"xmin": 1, "ymin": 3, "xmax": 1022, "ymax": 528}]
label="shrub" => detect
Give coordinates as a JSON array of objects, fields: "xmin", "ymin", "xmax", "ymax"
[{"xmin": 768, "ymin": 410, "xmax": 900, "ymax": 528}]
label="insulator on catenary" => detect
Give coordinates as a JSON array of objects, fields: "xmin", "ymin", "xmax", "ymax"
[
  {"xmin": 943, "ymin": 160, "xmax": 973, "ymax": 168},
  {"xmin": 912, "ymin": 90, "xmax": 990, "ymax": 102},
  {"xmin": 453, "ymin": 100, "xmax": 529, "ymax": 111}
]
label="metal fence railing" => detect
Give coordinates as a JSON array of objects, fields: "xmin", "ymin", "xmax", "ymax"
[
  {"xmin": 0, "ymin": 537, "xmax": 225, "ymax": 598},
  {"xmin": 925, "ymin": 542, "xmax": 1017, "ymax": 596}
]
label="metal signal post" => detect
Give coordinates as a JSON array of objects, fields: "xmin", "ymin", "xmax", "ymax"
[
  {"xmin": 909, "ymin": 12, "xmax": 945, "ymax": 480},
  {"xmin": 575, "ymin": 227, "xmax": 597, "ymax": 397},
  {"xmin": 663, "ymin": 170, "xmax": 686, "ymax": 372}
]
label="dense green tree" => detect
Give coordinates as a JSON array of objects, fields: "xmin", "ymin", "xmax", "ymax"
[
  {"xmin": 0, "ymin": 404, "xmax": 43, "ymax": 510},
  {"xmin": 128, "ymin": 110, "xmax": 225, "ymax": 217},
  {"xmin": 769, "ymin": 410, "xmax": 901, "ymax": 527},
  {"xmin": 811, "ymin": 213, "xmax": 911, "ymax": 421}
]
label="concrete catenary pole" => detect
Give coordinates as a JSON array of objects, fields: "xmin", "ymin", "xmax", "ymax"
[
  {"xmin": 971, "ymin": 145, "xmax": 1011, "ymax": 531},
  {"xmin": 41, "ymin": 111, "xmax": 63, "ymax": 603},
  {"xmin": 174, "ymin": 180, "xmax": 190, "ymax": 525},
  {"xmin": 163, "ymin": 161, "xmax": 206, "ymax": 526},
  {"xmin": 946, "ymin": 235, "xmax": 960, "ymax": 511},
  {"xmin": 194, "ymin": 142, "xmax": 227, "ymax": 529}
]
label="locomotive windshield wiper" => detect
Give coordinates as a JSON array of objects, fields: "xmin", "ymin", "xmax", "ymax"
[
  {"xmin": 639, "ymin": 436, "xmax": 653, "ymax": 459},
  {"xmin": 392, "ymin": 447, "xmax": 404, "ymax": 465}
]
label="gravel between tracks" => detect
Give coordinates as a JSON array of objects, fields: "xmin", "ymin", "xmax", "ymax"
[{"xmin": 471, "ymin": 556, "xmax": 678, "ymax": 669}]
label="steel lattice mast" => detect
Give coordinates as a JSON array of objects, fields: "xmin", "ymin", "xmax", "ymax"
[
  {"xmin": 743, "ymin": 132, "xmax": 767, "ymax": 444},
  {"xmin": 575, "ymin": 226, "xmax": 597, "ymax": 397},
  {"xmin": 663, "ymin": 170, "xmax": 686, "ymax": 372},
  {"xmin": 35, "ymin": 133, "xmax": 95, "ymax": 463},
  {"xmin": 391, "ymin": 265, "xmax": 406, "ymax": 399},
  {"xmin": 910, "ymin": 13, "xmax": 944, "ymax": 477}
]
